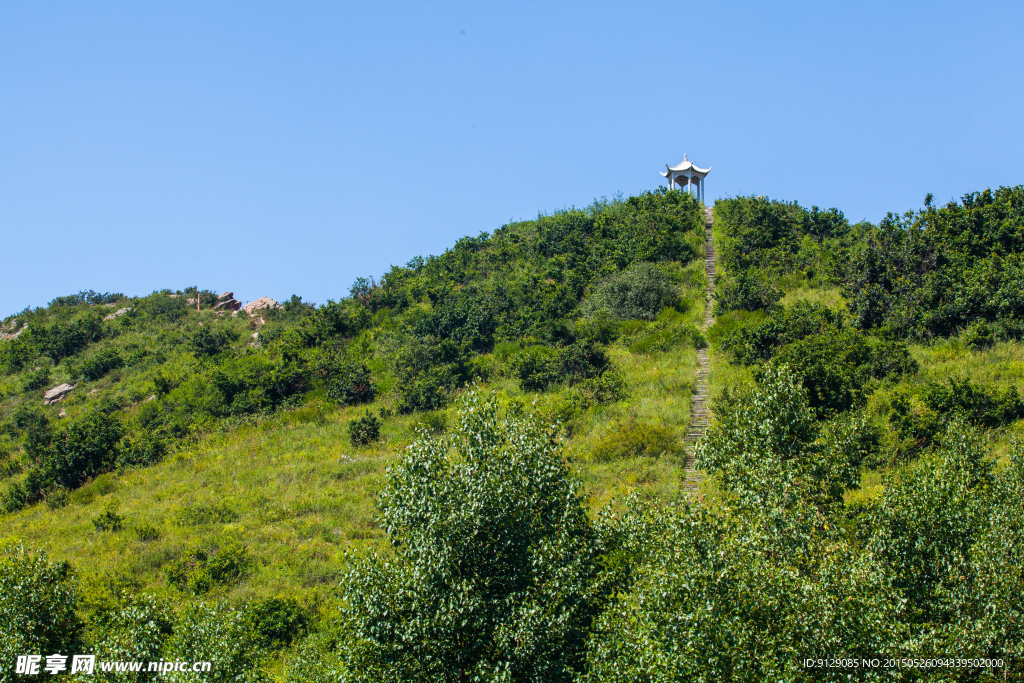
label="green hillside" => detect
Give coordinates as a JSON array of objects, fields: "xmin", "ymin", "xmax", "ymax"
[{"xmin": 3, "ymin": 186, "xmax": 1024, "ymax": 681}]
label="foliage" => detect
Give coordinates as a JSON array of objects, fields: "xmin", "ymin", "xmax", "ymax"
[
  {"xmin": 510, "ymin": 340, "xmax": 610, "ymax": 392},
  {"xmin": 79, "ymin": 347, "xmax": 125, "ymax": 380},
  {"xmin": 316, "ymin": 353, "xmax": 375, "ymax": 406},
  {"xmin": 696, "ymin": 366, "xmax": 864, "ymax": 513},
  {"xmin": 713, "ymin": 269, "xmax": 782, "ymax": 314},
  {"xmin": 93, "ymin": 502, "xmax": 126, "ymax": 531},
  {"xmin": 581, "ymin": 262, "xmax": 680, "ymax": 321},
  {"xmin": 722, "ymin": 302, "xmax": 917, "ymax": 417},
  {"xmin": 163, "ymin": 602, "xmax": 268, "ymax": 683},
  {"xmin": 248, "ymin": 597, "xmax": 310, "ymax": 649},
  {"xmin": 348, "ymin": 412, "xmax": 382, "ymax": 447},
  {"xmin": 922, "ymin": 375, "xmax": 1024, "ymax": 429},
  {"xmin": 0, "ymin": 544, "xmax": 83, "ymax": 683},
  {"xmin": 335, "ymin": 391, "xmax": 605, "ymax": 682},
  {"xmin": 165, "ymin": 541, "xmax": 251, "ymax": 595},
  {"xmin": 843, "ymin": 186, "xmax": 1024, "ymax": 338}
]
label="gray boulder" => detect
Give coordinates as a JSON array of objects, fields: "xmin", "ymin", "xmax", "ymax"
[{"xmin": 44, "ymin": 383, "xmax": 75, "ymax": 405}]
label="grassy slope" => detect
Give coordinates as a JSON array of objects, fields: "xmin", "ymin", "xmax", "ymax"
[{"xmin": 0, "ymin": 240, "xmax": 708, "ymax": 612}]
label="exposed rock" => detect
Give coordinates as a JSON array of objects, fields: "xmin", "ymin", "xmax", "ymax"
[
  {"xmin": 251, "ymin": 332, "xmax": 259, "ymax": 339},
  {"xmin": 145, "ymin": 395, "xmax": 156, "ymax": 403},
  {"xmin": 218, "ymin": 292, "xmax": 234, "ymax": 301},
  {"xmin": 214, "ymin": 298, "xmax": 242, "ymax": 312},
  {"xmin": 103, "ymin": 307, "xmax": 130, "ymax": 321},
  {"xmin": 186, "ymin": 297, "xmax": 196, "ymax": 305},
  {"xmin": 169, "ymin": 294, "xmax": 181, "ymax": 298},
  {"xmin": 90, "ymin": 389, "xmax": 99, "ymax": 395},
  {"xmin": 44, "ymin": 383, "xmax": 75, "ymax": 405},
  {"xmin": 59, "ymin": 410, "xmax": 67, "ymax": 418},
  {"xmin": 242, "ymin": 297, "xmax": 282, "ymax": 316},
  {"xmin": 0, "ymin": 323, "xmax": 27, "ymax": 341},
  {"xmin": 250, "ymin": 315, "xmax": 266, "ymax": 329}
]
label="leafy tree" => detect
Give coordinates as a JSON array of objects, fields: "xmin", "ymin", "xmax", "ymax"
[
  {"xmin": 696, "ymin": 365, "xmax": 865, "ymax": 514},
  {"xmin": 0, "ymin": 543, "xmax": 83, "ymax": 683},
  {"xmin": 866, "ymin": 418, "xmax": 993, "ymax": 634},
  {"xmin": 163, "ymin": 602, "xmax": 268, "ymax": 683},
  {"xmin": 336, "ymin": 390, "xmax": 605, "ymax": 682}
]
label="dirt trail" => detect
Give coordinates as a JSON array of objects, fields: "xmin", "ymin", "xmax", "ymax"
[{"xmin": 683, "ymin": 205, "xmax": 715, "ymax": 489}]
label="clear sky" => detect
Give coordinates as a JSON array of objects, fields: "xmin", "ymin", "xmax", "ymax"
[{"xmin": 2, "ymin": 1, "xmax": 1022, "ymax": 316}]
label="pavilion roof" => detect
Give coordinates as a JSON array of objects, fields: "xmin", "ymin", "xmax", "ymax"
[{"xmin": 660, "ymin": 154, "xmax": 711, "ymax": 176}]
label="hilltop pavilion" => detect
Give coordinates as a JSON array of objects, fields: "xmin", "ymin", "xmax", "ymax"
[{"xmin": 661, "ymin": 155, "xmax": 711, "ymax": 202}]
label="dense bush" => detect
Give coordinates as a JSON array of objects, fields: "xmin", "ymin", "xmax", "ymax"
[
  {"xmin": 188, "ymin": 326, "xmax": 237, "ymax": 357},
  {"xmin": 165, "ymin": 541, "xmax": 251, "ymax": 595},
  {"xmin": 79, "ymin": 347, "xmax": 124, "ymax": 380},
  {"xmin": 922, "ymin": 376, "xmax": 1024, "ymax": 429},
  {"xmin": 510, "ymin": 340, "xmax": 610, "ymax": 392},
  {"xmin": 248, "ymin": 597, "xmax": 309, "ymax": 648},
  {"xmin": 721, "ymin": 303, "xmax": 917, "ymax": 417},
  {"xmin": 712, "ymin": 269, "xmax": 782, "ymax": 314},
  {"xmin": 393, "ymin": 336, "xmax": 472, "ymax": 414},
  {"xmin": 28, "ymin": 314, "xmax": 104, "ymax": 362},
  {"xmin": 348, "ymin": 412, "xmax": 381, "ymax": 447},
  {"xmin": 843, "ymin": 186, "xmax": 1024, "ymax": 338},
  {"xmin": 581, "ymin": 262, "xmax": 680, "ymax": 321},
  {"xmin": 315, "ymin": 353, "xmax": 375, "ymax": 406}
]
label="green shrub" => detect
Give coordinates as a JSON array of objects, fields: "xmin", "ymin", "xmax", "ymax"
[
  {"xmin": 393, "ymin": 336, "xmax": 472, "ymax": 414},
  {"xmin": 164, "ymin": 602, "xmax": 268, "ymax": 683},
  {"xmin": 188, "ymin": 326, "xmax": 236, "ymax": 357},
  {"xmin": 93, "ymin": 503, "xmax": 125, "ymax": 532},
  {"xmin": 130, "ymin": 522, "xmax": 160, "ymax": 542},
  {"xmin": 317, "ymin": 355, "xmax": 375, "ymax": 406},
  {"xmin": 348, "ymin": 413, "xmax": 382, "ymax": 447},
  {"xmin": 43, "ymin": 409, "xmax": 124, "ymax": 490},
  {"xmin": 20, "ymin": 366, "xmax": 51, "ymax": 391},
  {"xmin": 510, "ymin": 345, "xmax": 560, "ymax": 391},
  {"xmin": 79, "ymin": 347, "xmax": 124, "ymax": 380},
  {"xmin": 511, "ymin": 340, "xmax": 611, "ymax": 392},
  {"xmin": 582, "ymin": 262, "xmax": 680, "ymax": 321},
  {"xmin": 591, "ymin": 419, "xmax": 679, "ymax": 461},
  {"xmin": 165, "ymin": 541, "xmax": 250, "ymax": 595},
  {"xmin": 248, "ymin": 597, "xmax": 309, "ymax": 648},
  {"xmin": 722, "ymin": 301, "xmax": 844, "ymax": 364},
  {"xmin": 713, "ymin": 269, "xmax": 782, "ymax": 315},
  {"xmin": 922, "ymin": 376, "xmax": 1024, "ymax": 430},
  {"xmin": 0, "ymin": 543, "xmax": 83, "ymax": 679},
  {"xmin": 28, "ymin": 315, "xmax": 104, "ymax": 362},
  {"xmin": 12, "ymin": 405, "xmax": 53, "ymax": 461}
]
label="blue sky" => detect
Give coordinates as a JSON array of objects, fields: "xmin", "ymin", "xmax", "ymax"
[{"xmin": 2, "ymin": 1, "xmax": 1022, "ymax": 316}]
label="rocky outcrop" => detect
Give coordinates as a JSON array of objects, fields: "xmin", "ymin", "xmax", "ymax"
[
  {"xmin": 242, "ymin": 297, "xmax": 282, "ymax": 315},
  {"xmin": 214, "ymin": 297, "xmax": 242, "ymax": 312},
  {"xmin": 218, "ymin": 292, "xmax": 234, "ymax": 301},
  {"xmin": 0, "ymin": 322, "xmax": 27, "ymax": 341},
  {"xmin": 103, "ymin": 308, "xmax": 130, "ymax": 321},
  {"xmin": 44, "ymin": 383, "xmax": 75, "ymax": 405}
]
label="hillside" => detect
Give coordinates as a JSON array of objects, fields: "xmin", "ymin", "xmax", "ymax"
[{"xmin": 3, "ymin": 186, "xmax": 1024, "ymax": 681}]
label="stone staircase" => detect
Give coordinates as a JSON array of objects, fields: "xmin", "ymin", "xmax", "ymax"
[{"xmin": 683, "ymin": 205, "xmax": 716, "ymax": 490}]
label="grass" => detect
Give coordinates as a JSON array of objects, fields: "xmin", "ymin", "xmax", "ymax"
[{"xmin": 0, "ymin": 314, "xmax": 704, "ymax": 610}]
